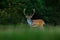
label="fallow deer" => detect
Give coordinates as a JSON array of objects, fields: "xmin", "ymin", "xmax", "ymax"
[{"xmin": 23, "ymin": 8, "xmax": 45, "ymax": 29}]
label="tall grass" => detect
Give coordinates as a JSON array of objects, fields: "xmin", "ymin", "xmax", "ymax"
[{"xmin": 0, "ymin": 24, "xmax": 60, "ymax": 40}]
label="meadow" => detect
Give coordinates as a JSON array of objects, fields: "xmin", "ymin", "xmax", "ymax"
[{"xmin": 0, "ymin": 24, "xmax": 60, "ymax": 40}]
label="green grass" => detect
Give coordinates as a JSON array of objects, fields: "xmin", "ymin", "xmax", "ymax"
[{"xmin": 0, "ymin": 24, "xmax": 60, "ymax": 40}]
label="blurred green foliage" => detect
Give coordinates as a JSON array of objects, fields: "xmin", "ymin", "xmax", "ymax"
[{"xmin": 0, "ymin": 0, "xmax": 60, "ymax": 25}]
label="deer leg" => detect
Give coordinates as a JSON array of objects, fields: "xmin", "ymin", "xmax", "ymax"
[{"xmin": 39, "ymin": 24, "xmax": 44, "ymax": 31}]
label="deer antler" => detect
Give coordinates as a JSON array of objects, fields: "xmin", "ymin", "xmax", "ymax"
[
  {"xmin": 23, "ymin": 8, "xmax": 35, "ymax": 17},
  {"xmin": 23, "ymin": 8, "xmax": 26, "ymax": 16},
  {"xmin": 31, "ymin": 9, "xmax": 35, "ymax": 17}
]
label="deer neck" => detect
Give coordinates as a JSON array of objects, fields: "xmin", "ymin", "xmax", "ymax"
[
  {"xmin": 27, "ymin": 18, "xmax": 32, "ymax": 23},
  {"xmin": 27, "ymin": 18, "xmax": 33, "ymax": 26}
]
